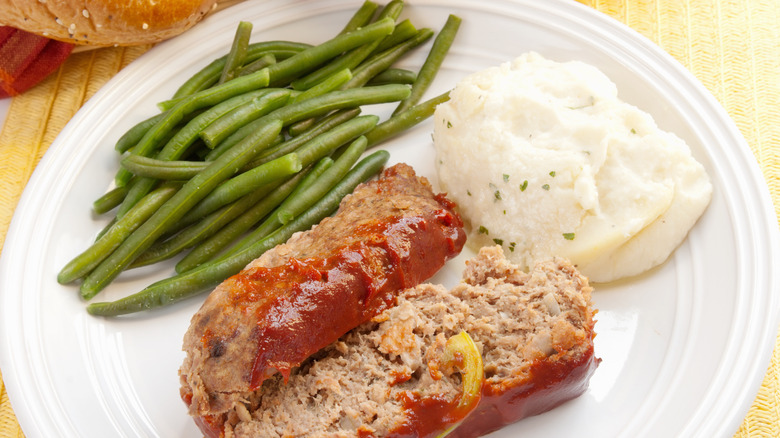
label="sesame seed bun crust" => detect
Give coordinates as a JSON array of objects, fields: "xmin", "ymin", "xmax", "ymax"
[{"xmin": 0, "ymin": 0, "xmax": 220, "ymax": 46}]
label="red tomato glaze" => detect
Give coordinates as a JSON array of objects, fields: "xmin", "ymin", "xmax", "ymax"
[{"xmin": 207, "ymin": 210, "xmax": 465, "ymax": 390}]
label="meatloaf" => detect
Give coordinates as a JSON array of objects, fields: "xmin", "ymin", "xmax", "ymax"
[
  {"xmin": 212, "ymin": 246, "xmax": 598, "ymax": 438},
  {"xmin": 179, "ymin": 163, "xmax": 467, "ymax": 433}
]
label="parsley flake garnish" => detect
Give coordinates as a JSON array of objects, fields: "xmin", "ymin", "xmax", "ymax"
[
  {"xmin": 489, "ymin": 183, "xmax": 501, "ymax": 201},
  {"xmin": 520, "ymin": 180, "xmax": 528, "ymax": 191},
  {"xmin": 542, "ymin": 184, "xmax": 550, "ymax": 191},
  {"xmin": 503, "ymin": 174, "xmax": 510, "ymax": 183},
  {"xmin": 493, "ymin": 238, "xmax": 504, "ymax": 245},
  {"xmin": 478, "ymin": 226, "xmax": 489, "ymax": 235},
  {"xmin": 549, "ymin": 171, "xmax": 556, "ymax": 177},
  {"xmin": 563, "ymin": 232, "xmax": 576, "ymax": 240}
]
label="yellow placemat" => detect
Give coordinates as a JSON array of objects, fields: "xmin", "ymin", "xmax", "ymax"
[
  {"xmin": 1, "ymin": 0, "xmax": 779, "ymax": 436},
  {"xmin": 0, "ymin": 45, "xmax": 150, "ymax": 438},
  {"xmin": 576, "ymin": 0, "xmax": 780, "ymax": 436}
]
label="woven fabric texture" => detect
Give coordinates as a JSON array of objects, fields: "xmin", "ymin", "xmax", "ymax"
[{"xmin": 1, "ymin": 0, "xmax": 779, "ymax": 436}]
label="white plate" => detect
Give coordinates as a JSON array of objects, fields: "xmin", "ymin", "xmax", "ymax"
[{"xmin": 2, "ymin": 0, "xmax": 779, "ymax": 437}]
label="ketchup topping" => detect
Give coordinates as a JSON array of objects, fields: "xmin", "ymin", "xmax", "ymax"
[
  {"xmin": 199, "ymin": 210, "xmax": 465, "ymax": 390},
  {"xmin": 184, "ymin": 164, "xmax": 467, "ymax": 438},
  {"xmin": 382, "ymin": 347, "xmax": 598, "ymax": 438},
  {"xmin": 448, "ymin": 346, "xmax": 600, "ymax": 438},
  {"xmin": 387, "ymin": 391, "xmax": 469, "ymax": 438}
]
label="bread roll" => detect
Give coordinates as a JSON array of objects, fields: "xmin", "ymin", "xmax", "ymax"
[{"xmin": 0, "ymin": 0, "xmax": 221, "ymax": 46}]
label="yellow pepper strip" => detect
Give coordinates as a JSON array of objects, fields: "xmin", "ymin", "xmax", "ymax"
[{"xmin": 436, "ymin": 330, "xmax": 484, "ymax": 437}]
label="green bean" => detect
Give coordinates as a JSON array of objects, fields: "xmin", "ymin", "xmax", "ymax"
[
  {"xmin": 198, "ymin": 89, "xmax": 293, "ymax": 149},
  {"xmin": 296, "ymin": 107, "xmax": 363, "ymax": 139},
  {"xmin": 86, "ymin": 150, "xmax": 390, "ymax": 316},
  {"xmin": 290, "ymin": 1, "xmax": 403, "ymax": 92},
  {"xmin": 114, "ymin": 161, "xmax": 144, "ymax": 191},
  {"xmin": 290, "ymin": 68, "xmax": 353, "ymax": 105},
  {"xmin": 219, "ymin": 21, "xmax": 253, "ymax": 84},
  {"xmin": 342, "ymin": 28, "xmax": 433, "ymax": 89},
  {"xmin": 265, "ymin": 17, "xmax": 395, "ymax": 86},
  {"xmin": 115, "ymin": 68, "xmax": 270, "ymax": 191},
  {"xmin": 375, "ymin": 0, "xmax": 404, "ymax": 22},
  {"xmin": 160, "ymin": 51, "xmax": 297, "ymax": 111},
  {"xmin": 366, "ymin": 68, "xmax": 417, "ymax": 85},
  {"xmin": 117, "ymin": 89, "xmax": 289, "ymax": 218},
  {"xmin": 242, "ymin": 41, "xmax": 311, "ymax": 58},
  {"xmin": 79, "ymin": 119, "xmax": 283, "ymax": 300},
  {"xmin": 286, "ymin": 118, "xmax": 316, "ymax": 138},
  {"xmin": 119, "ymin": 176, "xmax": 178, "ymax": 220},
  {"xmin": 166, "ymin": 134, "xmax": 285, "ymax": 233},
  {"xmin": 181, "ymin": 152, "xmax": 303, "ymax": 222},
  {"xmin": 93, "ymin": 186, "xmax": 128, "ymax": 214},
  {"xmin": 286, "ymin": 68, "xmax": 354, "ymax": 136},
  {"xmin": 394, "ymin": 14, "xmax": 460, "ymax": 114},
  {"xmin": 117, "ymin": 111, "xmax": 206, "ymax": 163},
  {"xmin": 371, "ymin": 18, "xmax": 417, "ymax": 55},
  {"xmin": 129, "ymin": 175, "xmax": 293, "ymax": 268},
  {"xmin": 236, "ymin": 53, "xmax": 276, "ymax": 77},
  {"xmin": 118, "ymin": 132, "xmax": 270, "ymax": 183},
  {"xmin": 287, "ymin": 146, "xmax": 358, "ymax": 209},
  {"xmin": 339, "ymin": 0, "xmax": 379, "ymax": 35},
  {"xmin": 160, "ymin": 90, "xmax": 283, "ymax": 160},
  {"xmin": 114, "ymin": 112, "xmax": 168, "ymax": 153},
  {"xmin": 58, "ymin": 184, "xmax": 180, "ymax": 284},
  {"xmin": 292, "ymin": 114, "xmax": 376, "ymax": 166},
  {"xmin": 191, "ymin": 141, "xmax": 213, "ymax": 160},
  {"xmin": 205, "ymin": 84, "xmax": 409, "ymax": 157},
  {"xmin": 155, "ymin": 64, "xmax": 272, "ymax": 114},
  {"xmin": 222, "ymin": 136, "xmax": 367, "ymax": 260},
  {"xmin": 290, "ymin": 39, "xmax": 381, "ymax": 92},
  {"xmin": 366, "ymin": 91, "xmax": 450, "ymax": 147},
  {"xmin": 77, "ymin": 5, "xmax": 464, "ymax": 314},
  {"xmin": 114, "ymin": 120, "xmax": 185, "ymax": 188},
  {"xmin": 244, "ymin": 108, "xmax": 361, "ymax": 168},
  {"xmin": 189, "ymin": 114, "xmax": 375, "ymax": 221},
  {"xmin": 281, "ymin": 158, "xmax": 335, "ymax": 201},
  {"xmin": 120, "ymin": 156, "xmax": 206, "ymax": 180},
  {"xmin": 176, "ymin": 160, "xmax": 328, "ymax": 272},
  {"xmin": 94, "ymin": 217, "xmax": 117, "ymax": 241},
  {"xmin": 170, "ymin": 41, "xmax": 311, "ymax": 100}
]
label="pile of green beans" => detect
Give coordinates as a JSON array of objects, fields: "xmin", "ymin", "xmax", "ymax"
[{"xmin": 58, "ymin": 0, "xmax": 462, "ymax": 316}]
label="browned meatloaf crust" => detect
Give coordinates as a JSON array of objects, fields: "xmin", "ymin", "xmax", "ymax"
[
  {"xmin": 214, "ymin": 246, "xmax": 598, "ymax": 437},
  {"xmin": 179, "ymin": 163, "xmax": 467, "ymax": 434}
]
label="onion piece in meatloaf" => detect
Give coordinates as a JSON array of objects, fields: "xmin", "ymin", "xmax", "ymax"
[
  {"xmin": 179, "ymin": 163, "xmax": 467, "ymax": 429},
  {"xmin": 209, "ymin": 246, "xmax": 599, "ymax": 438}
]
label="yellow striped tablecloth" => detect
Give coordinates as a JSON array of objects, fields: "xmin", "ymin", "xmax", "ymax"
[{"xmin": 0, "ymin": 0, "xmax": 778, "ymax": 436}]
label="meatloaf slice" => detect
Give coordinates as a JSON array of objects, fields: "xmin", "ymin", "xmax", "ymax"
[
  {"xmin": 180, "ymin": 163, "xmax": 466, "ymax": 429},
  {"xmin": 213, "ymin": 246, "xmax": 598, "ymax": 438}
]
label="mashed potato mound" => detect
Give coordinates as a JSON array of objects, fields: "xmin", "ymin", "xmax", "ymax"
[{"xmin": 433, "ymin": 52, "xmax": 712, "ymax": 283}]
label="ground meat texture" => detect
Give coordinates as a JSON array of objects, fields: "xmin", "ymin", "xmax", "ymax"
[
  {"xmin": 179, "ymin": 163, "xmax": 467, "ymax": 431},
  {"xmin": 211, "ymin": 246, "xmax": 598, "ymax": 438},
  {"xmin": 448, "ymin": 246, "xmax": 599, "ymax": 438}
]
